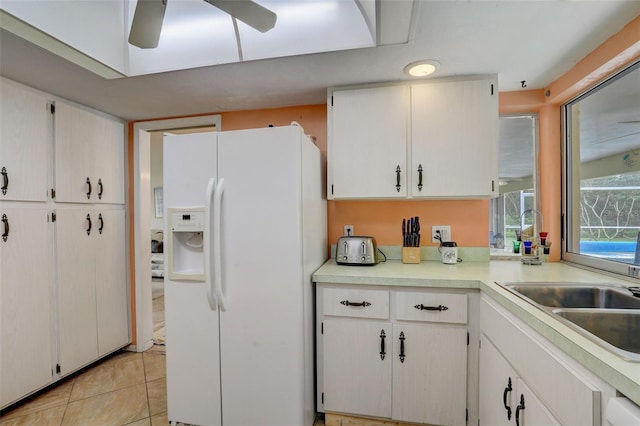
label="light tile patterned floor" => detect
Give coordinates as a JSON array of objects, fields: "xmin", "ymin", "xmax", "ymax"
[
  {"xmin": 0, "ymin": 345, "xmax": 167, "ymax": 426},
  {"xmin": 1, "ymin": 282, "xmax": 326, "ymax": 426}
]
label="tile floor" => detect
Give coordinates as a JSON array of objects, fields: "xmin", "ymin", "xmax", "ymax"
[
  {"xmin": 0, "ymin": 280, "xmax": 168, "ymax": 426},
  {"xmin": 1, "ymin": 280, "xmax": 325, "ymax": 426},
  {"xmin": 0, "ymin": 345, "xmax": 168, "ymax": 426}
]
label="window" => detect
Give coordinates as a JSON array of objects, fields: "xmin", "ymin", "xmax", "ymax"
[
  {"xmin": 490, "ymin": 115, "xmax": 539, "ymax": 257},
  {"xmin": 564, "ymin": 61, "xmax": 640, "ymax": 275}
]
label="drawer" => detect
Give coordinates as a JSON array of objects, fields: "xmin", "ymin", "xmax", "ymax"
[
  {"xmin": 394, "ymin": 291, "xmax": 467, "ymax": 324},
  {"xmin": 323, "ymin": 288, "xmax": 389, "ymax": 319}
]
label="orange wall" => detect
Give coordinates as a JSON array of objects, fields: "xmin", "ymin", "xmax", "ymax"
[{"xmin": 498, "ymin": 15, "xmax": 640, "ymax": 261}]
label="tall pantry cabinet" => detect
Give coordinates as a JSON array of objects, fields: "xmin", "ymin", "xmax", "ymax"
[{"xmin": 0, "ymin": 78, "xmax": 129, "ymax": 409}]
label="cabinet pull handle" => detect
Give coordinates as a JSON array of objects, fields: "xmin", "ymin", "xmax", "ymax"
[
  {"xmin": 1, "ymin": 167, "xmax": 8, "ymax": 195},
  {"xmin": 86, "ymin": 177, "xmax": 92, "ymax": 199},
  {"xmin": 515, "ymin": 394, "xmax": 525, "ymax": 426},
  {"xmin": 97, "ymin": 178, "xmax": 103, "ymax": 200},
  {"xmin": 503, "ymin": 377, "xmax": 513, "ymax": 420},
  {"xmin": 399, "ymin": 331, "xmax": 406, "ymax": 363},
  {"xmin": 395, "ymin": 165, "xmax": 401, "ymax": 192},
  {"xmin": 86, "ymin": 213, "xmax": 92, "ymax": 235},
  {"xmin": 98, "ymin": 213, "xmax": 104, "ymax": 234},
  {"xmin": 340, "ymin": 300, "xmax": 371, "ymax": 307},
  {"xmin": 414, "ymin": 304, "xmax": 448, "ymax": 311},
  {"xmin": 1, "ymin": 214, "xmax": 8, "ymax": 242},
  {"xmin": 380, "ymin": 329, "xmax": 386, "ymax": 360},
  {"xmin": 417, "ymin": 164, "xmax": 423, "ymax": 192}
]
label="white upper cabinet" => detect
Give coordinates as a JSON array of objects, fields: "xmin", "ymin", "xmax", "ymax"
[
  {"xmin": 328, "ymin": 85, "xmax": 408, "ymax": 199},
  {"xmin": 410, "ymin": 78, "xmax": 498, "ymax": 198},
  {"xmin": 54, "ymin": 101, "xmax": 125, "ymax": 204},
  {"xmin": 0, "ymin": 79, "xmax": 50, "ymax": 202},
  {"xmin": 328, "ymin": 76, "xmax": 498, "ymax": 199}
]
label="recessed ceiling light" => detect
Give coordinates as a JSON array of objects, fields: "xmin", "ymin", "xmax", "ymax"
[{"xmin": 404, "ymin": 60, "xmax": 440, "ymax": 77}]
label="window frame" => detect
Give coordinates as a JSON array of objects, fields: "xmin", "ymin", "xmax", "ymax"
[
  {"xmin": 490, "ymin": 114, "xmax": 540, "ymax": 257},
  {"xmin": 562, "ymin": 60, "xmax": 640, "ymax": 277}
]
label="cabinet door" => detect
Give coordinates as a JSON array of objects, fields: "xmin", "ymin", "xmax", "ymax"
[
  {"xmin": 410, "ymin": 79, "xmax": 498, "ymax": 198},
  {"xmin": 329, "ymin": 86, "xmax": 408, "ymax": 199},
  {"xmin": 95, "ymin": 209, "xmax": 129, "ymax": 355},
  {"xmin": 93, "ymin": 118, "xmax": 125, "ymax": 204},
  {"xmin": 0, "ymin": 207, "xmax": 54, "ymax": 407},
  {"xmin": 54, "ymin": 102, "xmax": 124, "ymax": 204},
  {"xmin": 54, "ymin": 102, "xmax": 96, "ymax": 203},
  {"xmin": 56, "ymin": 209, "xmax": 98, "ymax": 375},
  {"xmin": 479, "ymin": 334, "xmax": 519, "ymax": 426},
  {"xmin": 514, "ymin": 379, "xmax": 562, "ymax": 426},
  {"xmin": 0, "ymin": 79, "xmax": 49, "ymax": 202},
  {"xmin": 323, "ymin": 319, "xmax": 392, "ymax": 418},
  {"xmin": 392, "ymin": 323, "xmax": 467, "ymax": 425}
]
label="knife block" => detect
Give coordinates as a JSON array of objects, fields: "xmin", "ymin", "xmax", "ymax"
[{"xmin": 402, "ymin": 247, "xmax": 420, "ymax": 264}]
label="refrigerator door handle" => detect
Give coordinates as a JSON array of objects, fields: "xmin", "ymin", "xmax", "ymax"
[
  {"xmin": 213, "ymin": 178, "xmax": 227, "ymax": 311},
  {"xmin": 204, "ymin": 177, "xmax": 218, "ymax": 311}
]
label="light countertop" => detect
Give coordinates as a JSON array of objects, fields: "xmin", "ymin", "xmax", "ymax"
[{"xmin": 312, "ymin": 259, "xmax": 640, "ymax": 406}]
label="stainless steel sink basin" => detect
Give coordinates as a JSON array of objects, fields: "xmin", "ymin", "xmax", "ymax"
[
  {"xmin": 554, "ymin": 309, "xmax": 640, "ymax": 360},
  {"xmin": 499, "ymin": 282, "xmax": 640, "ymax": 362},
  {"xmin": 505, "ymin": 283, "xmax": 640, "ymax": 309}
]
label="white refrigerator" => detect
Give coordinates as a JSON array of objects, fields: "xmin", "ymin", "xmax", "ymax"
[{"xmin": 163, "ymin": 125, "xmax": 327, "ymax": 426}]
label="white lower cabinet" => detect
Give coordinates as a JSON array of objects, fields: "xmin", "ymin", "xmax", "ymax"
[
  {"xmin": 318, "ymin": 285, "xmax": 470, "ymax": 426},
  {"xmin": 480, "ymin": 333, "xmax": 560, "ymax": 426},
  {"xmin": 323, "ymin": 319, "xmax": 392, "ymax": 418},
  {"xmin": 56, "ymin": 208, "xmax": 128, "ymax": 376},
  {"xmin": 392, "ymin": 323, "xmax": 467, "ymax": 425},
  {"xmin": 0, "ymin": 206, "xmax": 55, "ymax": 407},
  {"xmin": 480, "ymin": 295, "xmax": 608, "ymax": 426}
]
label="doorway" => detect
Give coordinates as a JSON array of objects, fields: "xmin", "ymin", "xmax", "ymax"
[{"xmin": 131, "ymin": 115, "xmax": 221, "ymax": 352}]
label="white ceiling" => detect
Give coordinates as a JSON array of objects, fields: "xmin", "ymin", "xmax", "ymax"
[
  {"xmin": 1, "ymin": 0, "xmax": 386, "ymax": 77},
  {"xmin": 1, "ymin": 1, "xmax": 639, "ymax": 122}
]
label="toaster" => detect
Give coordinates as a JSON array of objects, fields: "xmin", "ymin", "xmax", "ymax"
[{"xmin": 336, "ymin": 236, "xmax": 379, "ymax": 265}]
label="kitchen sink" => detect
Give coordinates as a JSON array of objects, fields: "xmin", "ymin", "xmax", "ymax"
[
  {"xmin": 554, "ymin": 309, "xmax": 640, "ymax": 360},
  {"xmin": 504, "ymin": 283, "xmax": 640, "ymax": 309},
  {"xmin": 498, "ymin": 282, "xmax": 640, "ymax": 362}
]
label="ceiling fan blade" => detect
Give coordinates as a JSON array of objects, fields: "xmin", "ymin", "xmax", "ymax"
[
  {"xmin": 204, "ymin": 0, "xmax": 277, "ymax": 33},
  {"xmin": 128, "ymin": 0, "xmax": 167, "ymax": 49}
]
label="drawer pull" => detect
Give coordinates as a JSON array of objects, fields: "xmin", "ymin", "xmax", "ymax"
[
  {"xmin": 515, "ymin": 394, "xmax": 525, "ymax": 426},
  {"xmin": 399, "ymin": 331, "xmax": 406, "ymax": 363},
  {"xmin": 2, "ymin": 214, "xmax": 8, "ymax": 242},
  {"xmin": 1, "ymin": 166, "xmax": 8, "ymax": 195},
  {"xmin": 395, "ymin": 165, "xmax": 401, "ymax": 192},
  {"xmin": 86, "ymin": 213, "xmax": 92, "ymax": 235},
  {"xmin": 414, "ymin": 304, "xmax": 448, "ymax": 311},
  {"xmin": 380, "ymin": 329, "xmax": 386, "ymax": 360},
  {"xmin": 86, "ymin": 177, "xmax": 92, "ymax": 199},
  {"xmin": 503, "ymin": 377, "xmax": 513, "ymax": 420},
  {"xmin": 340, "ymin": 300, "xmax": 371, "ymax": 307}
]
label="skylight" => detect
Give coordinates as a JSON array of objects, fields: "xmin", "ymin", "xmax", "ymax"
[{"xmin": 1, "ymin": 0, "xmax": 377, "ymax": 78}]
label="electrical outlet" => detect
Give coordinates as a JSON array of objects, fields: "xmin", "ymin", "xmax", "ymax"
[
  {"xmin": 432, "ymin": 225, "xmax": 451, "ymax": 243},
  {"xmin": 344, "ymin": 225, "xmax": 354, "ymax": 236}
]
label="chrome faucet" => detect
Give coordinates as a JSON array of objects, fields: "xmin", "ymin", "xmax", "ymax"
[{"xmin": 520, "ymin": 209, "xmax": 544, "ymax": 263}]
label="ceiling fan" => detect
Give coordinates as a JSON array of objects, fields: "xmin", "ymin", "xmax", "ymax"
[{"xmin": 128, "ymin": 0, "xmax": 277, "ymax": 49}]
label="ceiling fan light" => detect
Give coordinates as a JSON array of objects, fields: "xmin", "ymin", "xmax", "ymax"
[{"xmin": 404, "ymin": 60, "xmax": 440, "ymax": 77}]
